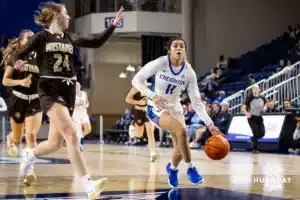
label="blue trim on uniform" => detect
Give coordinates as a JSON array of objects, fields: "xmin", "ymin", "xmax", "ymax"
[
  {"xmin": 146, "ymin": 105, "xmax": 160, "ymax": 125},
  {"xmin": 151, "ymin": 75, "xmax": 155, "ymax": 92},
  {"xmin": 168, "ymin": 55, "xmax": 185, "ymax": 76}
]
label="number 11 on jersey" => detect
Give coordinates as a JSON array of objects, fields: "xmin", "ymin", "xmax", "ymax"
[{"xmin": 165, "ymin": 84, "xmax": 177, "ymax": 94}]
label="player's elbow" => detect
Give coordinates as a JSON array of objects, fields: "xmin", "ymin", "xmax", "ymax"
[{"xmin": 2, "ymin": 78, "xmax": 8, "ymax": 86}]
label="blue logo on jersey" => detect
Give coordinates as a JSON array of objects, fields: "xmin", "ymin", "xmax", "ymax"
[{"xmin": 159, "ymin": 75, "xmax": 185, "ymax": 85}]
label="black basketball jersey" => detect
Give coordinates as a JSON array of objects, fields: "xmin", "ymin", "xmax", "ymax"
[
  {"xmin": 11, "ymin": 51, "xmax": 39, "ymax": 94},
  {"xmin": 15, "ymin": 26, "xmax": 116, "ymax": 78},
  {"xmin": 133, "ymin": 92, "xmax": 147, "ymax": 108}
]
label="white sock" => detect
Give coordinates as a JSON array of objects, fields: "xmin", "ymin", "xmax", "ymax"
[
  {"xmin": 186, "ymin": 162, "xmax": 193, "ymax": 169},
  {"xmin": 26, "ymin": 149, "xmax": 36, "ymax": 162},
  {"xmin": 171, "ymin": 164, "xmax": 178, "ymax": 171},
  {"xmin": 81, "ymin": 174, "xmax": 94, "ymax": 194}
]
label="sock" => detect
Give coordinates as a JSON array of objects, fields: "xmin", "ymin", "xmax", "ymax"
[
  {"xmin": 186, "ymin": 162, "xmax": 193, "ymax": 169},
  {"xmin": 81, "ymin": 174, "xmax": 94, "ymax": 194},
  {"xmin": 171, "ymin": 164, "xmax": 178, "ymax": 171},
  {"xmin": 26, "ymin": 149, "xmax": 36, "ymax": 162}
]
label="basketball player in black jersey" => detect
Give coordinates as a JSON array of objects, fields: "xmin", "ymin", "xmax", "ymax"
[
  {"xmin": 1, "ymin": 30, "xmax": 43, "ymax": 186},
  {"xmin": 125, "ymin": 86, "xmax": 157, "ymax": 162},
  {"xmin": 13, "ymin": 2, "xmax": 123, "ymax": 199}
]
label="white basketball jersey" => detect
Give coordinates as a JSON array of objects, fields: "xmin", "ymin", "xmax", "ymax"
[
  {"xmin": 74, "ymin": 91, "xmax": 87, "ymax": 111},
  {"xmin": 149, "ymin": 56, "xmax": 188, "ymax": 107},
  {"xmin": 132, "ymin": 55, "xmax": 213, "ymax": 126}
]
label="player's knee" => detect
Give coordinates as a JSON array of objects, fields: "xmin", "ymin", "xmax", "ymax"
[
  {"xmin": 51, "ymin": 140, "xmax": 63, "ymax": 151},
  {"xmin": 62, "ymin": 125, "xmax": 79, "ymax": 146},
  {"xmin": 25, "ymin": 132, "xmax": 37, "ymax": 143},
  {"xmin": 177, "ymin": 127, "xmax": 188, "ymax": 138}
]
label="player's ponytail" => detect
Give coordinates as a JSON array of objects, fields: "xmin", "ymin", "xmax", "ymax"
[
  {"xmin": 35, "ymin": 1, "xmax": 64, "ymax": 27},
  {"xmin": 1, "ymin": 29, "xmax": 32, "ymax": 67}
]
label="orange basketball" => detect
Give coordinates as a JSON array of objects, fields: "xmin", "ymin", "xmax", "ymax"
[{"xmin": 204, "ymin": 135, "xmax": 230, "ymax": 160}]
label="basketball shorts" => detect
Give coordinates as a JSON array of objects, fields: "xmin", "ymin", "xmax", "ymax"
[
  {"xmin": 38, "ymin": 77, "xmax": 76, "ymax": 116},
  {"xmin": 146, "ymin": 103, "xmax": 184, "ymax": 127},
  {"xmin": 72, "ymin": 109, "xmax": 90, "ymax": 124},
  {"xmin": 8, "ymin": 91, "xmax": 42, "ymax": 124},
  {"xmin": 132, "ymin": 108, "xmax": 149, "ymax": 126}
]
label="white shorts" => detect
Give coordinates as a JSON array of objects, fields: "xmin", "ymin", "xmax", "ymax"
[
  {"xmin": 146, "ymin": 104, "xmax": 184, "ymax": 127},
  {"xmin": 72, "ymin": 110, "xmax": 90, "ymax": 124}
]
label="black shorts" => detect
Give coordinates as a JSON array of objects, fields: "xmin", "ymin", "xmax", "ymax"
[
  {"xmin": 38, "ymin": 78, "xmax": 76, "ymax": 116},
  {"xmin": 132, "ymin": 108, "xmax": 149, "ymax": 126},
  {"xmin": 8, "ymin": 94, "xmax": 42, "ymax": 124}
]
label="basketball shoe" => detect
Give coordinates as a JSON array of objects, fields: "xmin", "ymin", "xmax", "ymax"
[
  {"xmin": 7, "ymin": 134, "xmax": 18, "ymax": 157},
  {"xmin": 166, "ymin": 163, "xmax": 178, "ymax": 188},
  {"xmin": 19, "ymin": 148, "xmax": 35, "ymax": 178},
  {"xmin": 85, "ymin": 178, "xmax": 108, "ymax": 200},
  {"xmin": 187, "ymin": 167, "xmax": 203, "ymax": 185},
  {"xmin": 23, "ymin": 166, "xmax": 36, "ymax": 186},
  {"xmin": 150, "ymin": 152, "xmax": 158, "ymax": 162}
]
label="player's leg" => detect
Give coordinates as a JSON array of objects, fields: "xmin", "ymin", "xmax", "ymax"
[
  {"xmin": 7, "ymin": 118, "xmax": 24, "ymax": 156},
  {"xmin": 82, "ymin": 113, "xmax": 91, "ymax": 136},
  {"xmin": 133, "ymin": 123, "xmax": 145, "ymax": 145},
  {"xmin": 158, "ymin": 111, "xmax": 203, "ymax": 186},
  {"xmin": 144, "ymin": 121, "xmax": 157, "ymax": 162},
  {"xmin": 20, "ymin": 103, "xmax": 107, "ymax": 199},
  {"xmin": 7, "ymin": 98, "xmax": 25, "ymax": 157},
  {"xmin": 23, "ymin": 118, "xmax": 61, "ymax": 186},
  {"xmin": 24, "ymin": 112, "xmax": 43, "ymax": 149}
]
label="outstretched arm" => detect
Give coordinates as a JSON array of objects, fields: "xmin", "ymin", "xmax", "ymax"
[
  {"xmin": 69, "ymin": 26, "xmax": 116, "ymax": 48},
  {"xmin": 69, "ymin": 7, "xmax": 123, "ymax": 48}
]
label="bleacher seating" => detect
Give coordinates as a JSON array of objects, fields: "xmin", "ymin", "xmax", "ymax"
[{"xmin": 199, "ymin": 25, "xmax": 300, "ymax": 100}]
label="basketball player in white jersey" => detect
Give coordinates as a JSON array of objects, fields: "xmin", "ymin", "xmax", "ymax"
[
  {"xmin": 72, "ymin": 82, "xmax": 91, "ymax": 152},
  {"xmin": 132, "ymin": 38, "xmax": 223, "ymax": 188}
]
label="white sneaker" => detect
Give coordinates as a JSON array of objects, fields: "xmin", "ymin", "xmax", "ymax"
[
  {"xmin": 87, "ymin": 178, "xmax": 108, "ymax": 200},
  {"xmin": 288, "ymin": 148, "xmax": 295, "ymax": 153},
  {"xmin": 23, "ymin": 165, "xmax": 36, "ymax": 186},
  {"xmin": 7, "ymin": 135, "xmax": 18, "ymax": 157},
  {"xmin": 20, "ymin": 149, "xmax": 35, "ymax": 178},
  {"xmin": 150, "ymin": 152, "xmax": 158, "ymax": 162},
  {"xmin": 189, "ymin": 142, "xmax": 200, "ymax": 148}
]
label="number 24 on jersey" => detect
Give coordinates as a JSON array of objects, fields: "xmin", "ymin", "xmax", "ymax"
[{"xmin": 53, "ymin": 54, "xmax": 70, "ymax": 72}]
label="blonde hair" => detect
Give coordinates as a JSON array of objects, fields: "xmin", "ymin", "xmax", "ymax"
[
  {"xmin": 1, "ymin": 30, "xmax": 32, "ymax": 67},
  {"xmin": 35, "ymin": 1, "xmax": 64, "ymax": 27}
]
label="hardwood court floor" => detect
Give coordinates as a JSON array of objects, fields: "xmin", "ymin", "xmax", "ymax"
[{"xmin": 0, "ymin": 143, "xmax": 299, "ymax": 199}]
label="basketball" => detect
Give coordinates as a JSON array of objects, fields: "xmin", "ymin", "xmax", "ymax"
[{"xmin": 204, "ymin": 135, "xmax": 230, "ymax": 160}]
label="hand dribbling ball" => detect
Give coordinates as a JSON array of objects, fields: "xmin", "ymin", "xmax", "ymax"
[{"xmin": 204, "ymin": 135, "xmax": 230, "ymax": 160}]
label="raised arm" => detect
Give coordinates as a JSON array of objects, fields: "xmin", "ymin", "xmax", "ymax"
[
  {"xmin": 69, "ymin": 26, "xmax": 116, "ymax": 48},
  {"xmin": 69, "ymin": 7, "xmax": 123, "ymax": 48}
]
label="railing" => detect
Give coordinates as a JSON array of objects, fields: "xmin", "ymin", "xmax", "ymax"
[
  {"xmin": 223, "ymin": 90, "xmax": 244, "ymax": 115},
  {"xmin": 261, "ymin": 74, "xmax": 300, "ymax": 110},
  {"xmin": 76, "ymin": 0, "xmax": 181, "ymax": 17},
  {"xmin": 223, "ymin": 60, "xmax": 300, "ymax": 114}
]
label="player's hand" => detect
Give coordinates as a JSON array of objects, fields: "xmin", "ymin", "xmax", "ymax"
[
  {"xmin": 153, "ymin": 95, "xmax": 168, "ymax": 110},
  {"xmin": 112, "ymin": 6, "xmax": 124, "ymax": 26},
  {"xmin": 137, "ymin": 99, "xmax": 147, "ymax": 106},
  {"xmin": 20, "ymin": 75, "xmax": 32, "ymax": 87},
  {"xmin": 208, "ymin": 124, "xmax": 225, "ymax": 137},
  {"xmin": 246, "ymin": 112, "xmax": 252, "ymax": 118},
  {"xmin": 14, "ymin": 60, "xmax": 27, "ymax": 70}
]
